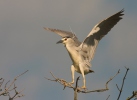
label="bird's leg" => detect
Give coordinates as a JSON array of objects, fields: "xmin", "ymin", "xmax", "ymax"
[
  {"xmin": 81, "ymin": 73, "xmax": 86, "ymax": 89},
  {"xmin": 69, "ymin": 65, "xmax": 75, "ymax": 84},
  {"xmin": 79, "ymin": 63, "xmax": 86, "ymax": 89}
]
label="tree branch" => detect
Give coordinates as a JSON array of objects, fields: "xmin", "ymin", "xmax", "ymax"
[
  {"xmin": 0, "ymin": 70, "xmax": 28, "ymax": 100},
  {"xmin": 126, "ymin": 91, "xmax": 137, "ymax": 100},
  {"xmin": 74, "ymin": 77, "xmax": 80, "ymax": 100},
  {"xmin": 117, "ymin": 67, "xmax": 129, "ymax": 100},
  {"xmin": 45, "ymin": 69, "xmax": 120, "ymax": 93},
  {"xmin": 106, "ymin": 95, "xmax": 110, "ymax": 100}
]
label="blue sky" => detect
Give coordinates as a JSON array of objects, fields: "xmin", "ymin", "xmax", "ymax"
[{"xmin": 0, "ymin": 0, "xmax": 137, "ymax": 100}]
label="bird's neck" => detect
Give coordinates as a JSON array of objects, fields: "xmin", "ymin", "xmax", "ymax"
[{"xmin": 65, "ymin": 44, "xmax": 79, "ymax": 65}]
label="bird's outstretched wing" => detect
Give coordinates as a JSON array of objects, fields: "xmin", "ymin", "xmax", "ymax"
[
  {"xmin": 44, "ymin": 27, "xmax": 81, "ymax": 46},
  {"xmin": 79, "ymin": 10, "xmax": 124, "ymax": 65},
  {"xmin": 44, "ymin": 27, "xmax": 75, "ymax": 38}
]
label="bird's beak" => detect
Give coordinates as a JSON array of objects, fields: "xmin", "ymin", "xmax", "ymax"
[{"xmin": 56, "ymin": 40, "xmax": 63, "ymax": 44}]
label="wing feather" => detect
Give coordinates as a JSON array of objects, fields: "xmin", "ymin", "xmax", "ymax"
[
  {"xmin": 79, "ymin": 10, "xmax": 124, "ymax": 64},
  {"xmin": 44, "ymin": 27, "xmax": 75, "ymax": 38},
  {"xmin": 44, "ymin": 27, "xmax": 81, "ymax": 46}
]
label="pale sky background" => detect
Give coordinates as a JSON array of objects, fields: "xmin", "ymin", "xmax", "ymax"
[{"xmin": 0, "ymin": 0, "xmax": 137, "ymax": 100}]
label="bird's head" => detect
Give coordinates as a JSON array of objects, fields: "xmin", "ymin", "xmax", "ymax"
[{"xmin": 56, "ymin": 36, "xmax": 74, "ymax": 45}]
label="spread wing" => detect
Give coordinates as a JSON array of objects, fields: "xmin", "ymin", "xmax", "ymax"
[
  {"xmin": 44, "ymin": 27, "xmax": 75, "ymax": 38},
  {"xmin": 79, "ymin": 9, "xmax": 124, "ymax": 66},
  {"xmin": 44, "ymin": 27, "xmax": 81, "ymax": 46}
]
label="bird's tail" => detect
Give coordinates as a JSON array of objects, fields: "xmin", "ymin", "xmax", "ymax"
[{"xmin": 89, "ymin": 69, "xmax": 94, "ymax": 73}]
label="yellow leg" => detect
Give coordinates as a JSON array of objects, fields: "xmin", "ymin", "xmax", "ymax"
[
  {"xmin": 79, "ymin": 63, "xmax": 86, "ymax": 89},
  {"xmin": 70, "ymin": 65, "xmax": 75, "ymax": 84},
  {"xmin": 81, "ymin": 74, "xmax": 86, "ymax": 89}
]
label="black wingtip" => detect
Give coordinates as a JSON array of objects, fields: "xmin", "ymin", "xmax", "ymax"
[
  {"xmin": 121, "ymin": 8, "xmax": 124, "ymax": 12},
  {"xmin": 117, "ymin": 9, "xmax": 124, "ymax": 18},
  {"xmin": 120, "ymin": 9, "xmax": 124, "ymax": 16}
]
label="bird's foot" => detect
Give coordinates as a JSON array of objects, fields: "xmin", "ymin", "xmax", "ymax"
[{"xmin": 81, "ymin": 86, "xmax": 87, "ymax": 89}]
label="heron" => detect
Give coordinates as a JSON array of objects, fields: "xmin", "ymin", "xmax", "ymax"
[{"xmin": 44, "ymin": 10, "xmax": 124, "ymax": 89}]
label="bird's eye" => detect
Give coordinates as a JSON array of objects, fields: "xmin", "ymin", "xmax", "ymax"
[{"xmin": 64, "ymin": 38, "xmax": 67, "ymax": 41}]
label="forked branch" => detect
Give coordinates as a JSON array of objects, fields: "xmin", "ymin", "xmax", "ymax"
[
  {"xmin": 0, "ymin": 70, "xmax": 28, "ymax": 100},
  {"xmin": 45, "ymin": 69, "xmax": 120, "ymax": 93},
  {"xmin": 116, "ymin": 67, "xmax": 129, "ymax": 100},
  {"xmin": 127, "ymin": 91, "xmax": 137, "ymax": 100}
]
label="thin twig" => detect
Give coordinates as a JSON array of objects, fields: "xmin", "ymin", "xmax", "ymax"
[
  {"xmin": 7, "ymin": 70, "xmax": 28, "ymax": 91},
  {"xmin": 106, "ymin": 69, "xmax": 120, "ymax": 89},
  {"xmin": 106, "ymin": 95, "xmax": 110, "ymax": 100},
  {"xmin": 10, "ymin": 85, "xmax": 25, "ymax": 100},
  {"xmin": 45, "ymin": 72, "xmax": 74, "ymax": 90},
  {"xmin": 0, "ymin": 78, "xmax": 4, "ymax": 88},
  {"xmin": 0, "ymin": 70, "xmax": 28, "ymax": 99},
  {"xmin": 117, "ymin": 67, "xmax": 129, "ymax": 100},
  {"xmin": 116, "ymin": 84, "xmax": 121, "ymax": 92},
  {"xmin": 81, "ymin": 69, "xmax": 120, "ymax": 93},
  {"xmin": 127, "ymin": 91, "xmax": 137, "ymax": 100}
]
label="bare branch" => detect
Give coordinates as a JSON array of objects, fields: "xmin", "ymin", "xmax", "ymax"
[
  {"xmin": 45, "ymin": 69, "xmax": 120, "ymax": 93},
  {"xmin": 9, "ymin": 84, "xmax": 25, "ymax": 100},
  {"xmin": 80, "ymin": 69, "xmax": 120, "ymax": 93},
  {"xmin": 74, "ymin": 77, "xmax": 80, "ymax": 100},
  {"xmin": 106, "ymin": 95, "xmax": 110, "ymax": 100},
  {"xmin": 75, "ymin": 76, "xmax": 80, "ymax": 89},
  {"xmin": 0, "ymin": 70, "xmax": 28, "ymax": 100},
  {"xmin": 7, "ymin": 70, "xmax": 28, "ymax": 91},
  {"xmin": 117, "ymin": 67, "xmax": 129, "ymax": 100},
  {"xmin": 106, "ymin": 69, "xmax": 120, "ymax": 89},
  {"xmin": 0, "ymin": 78, "xmax": 4, "ymax": 88},
  {"xmin": 45, "ymin": 72, "xmax": 74, "ymax": 90},
  {"xmin": 5, "ymin": 80, "xmax": 10, "ymax": 91},
  {"xmin": 127, "ymin": 91, "xmax": 137, "ymax": 100},
  {"xmin": 116, "ymin": 84, "xmax": 121, "ymax": 92}
]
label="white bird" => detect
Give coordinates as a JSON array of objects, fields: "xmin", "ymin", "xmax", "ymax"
[{"xmin": 44, "ymin": 10, "xmax": 124, "ymax": 89}]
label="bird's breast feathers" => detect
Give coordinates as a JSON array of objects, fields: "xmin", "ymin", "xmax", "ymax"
[{"xmin": 66, "ymin": 45, "xmax": 79, "ymax": 65}]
